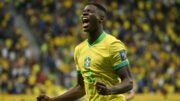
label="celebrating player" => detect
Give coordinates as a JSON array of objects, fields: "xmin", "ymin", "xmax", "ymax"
[{"xmin": 37, "ymin": 2, "xmax": 133, "ymax": 101}]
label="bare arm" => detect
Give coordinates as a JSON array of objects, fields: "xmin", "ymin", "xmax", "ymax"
[
  {"xmin": 109, "ymin": 65, "xmax": 133, "ymax": 94},
  {"xmin": 51, "ymin": 73, "xmax": 85, "ymax": 101},
  {"xmin": 95, "ymin": 65, "xmax": 133, "ymax": 95},
  {"xmin": 37, "ymin": 73, "xmax": 85, "ymax": 101},
  {"xmin": 125, "ymin": 90, "xmax": 135, "ymax": 101}
]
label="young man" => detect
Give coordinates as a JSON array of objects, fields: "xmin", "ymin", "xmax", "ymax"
[{"xmin": 37, "ymin": 3, "xmax": 133, "ymax": 101}]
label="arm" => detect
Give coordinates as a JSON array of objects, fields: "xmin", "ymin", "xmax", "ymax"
[
  {"xmin": 51, "ymin": 73, "xmax": 85, "ymax": 101},
  {"xmin": 109, "ymin": 65, "xmax": 133, "ymax": 94},
  {"xmin": 125, "ymin": 90, "xmax": 135, "ymax": 101},
  {"xmin": 37, "ymin": 73, "xmax": 85, "ymax": 101},
  {"xmin": 95, "ymin": 65, "xmax": 133, "ymax": 95},
  {"xmin": 126, "ymin": 81, "xmax": 136, "ymax": 101}
]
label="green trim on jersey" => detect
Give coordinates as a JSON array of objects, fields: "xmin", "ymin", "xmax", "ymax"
[
  {"xmin": 87, "ymin": 31, "xmax": 106, "ymax": 47},
  {"xmin": 114, "ymin": 59, "xmax": 129, "ymax": 70}
]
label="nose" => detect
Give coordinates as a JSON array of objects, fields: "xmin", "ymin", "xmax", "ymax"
[{"xmin": 82, "ymin": 11, "xmax": 88, "ymax": 16}]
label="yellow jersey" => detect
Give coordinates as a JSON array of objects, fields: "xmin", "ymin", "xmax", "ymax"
[{"xmin": 74, "ymin": 32, "xmax": 129, "ymax": 101}]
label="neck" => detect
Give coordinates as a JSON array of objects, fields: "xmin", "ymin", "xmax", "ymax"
[{"xmin": 87, "ymin": 27, "xmax": 103, "ymax": 44}]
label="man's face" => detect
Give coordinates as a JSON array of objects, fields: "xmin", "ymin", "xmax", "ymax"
[{"xmin": 81, "ymin": 5, "xmax": 100, "ymax": 32}]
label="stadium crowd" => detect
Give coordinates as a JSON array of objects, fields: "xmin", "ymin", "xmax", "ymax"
[{"xmin": 0, "ymin": 0, "xmax": 180, "ymax": 96}]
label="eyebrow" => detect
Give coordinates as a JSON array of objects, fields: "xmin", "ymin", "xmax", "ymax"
[{"xmin": 82, "ymin": 7, "xmax": 95, "ymax": 12}]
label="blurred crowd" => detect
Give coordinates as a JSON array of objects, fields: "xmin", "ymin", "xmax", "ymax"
[
  {"xmin": 0, "ymin": 0, "xmax": 180, "ymax": 96},
  {"xmin": 0, "ymin": 1, "xmax": 34, "ymax": 94}
]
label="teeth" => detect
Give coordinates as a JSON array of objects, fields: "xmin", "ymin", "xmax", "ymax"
[{"xmin": 83, "ymin": 18, "xmax": 88, "ymax": 22}]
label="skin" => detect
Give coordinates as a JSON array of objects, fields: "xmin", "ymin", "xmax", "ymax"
[
  {"xmin": 82, "ymin": 4, "xmax": 105, "ymax": 44},
  {"xmin": 126, "ymin": 90, "xmax": 135, "ymax": 101},
  {"xmin": 37, "ymin": 73, "xmax": 85, "ymax": 101},
  {"xmin": 125, "ymin": 81, "xmax": 136, "ymax": 101},
  {"xmin": 37, "ymin": 4, "xmax": 133, "ymax": 101},
  {"xmin": 95, "ymin": 66, "xmax": 133, "ymax": 95}
]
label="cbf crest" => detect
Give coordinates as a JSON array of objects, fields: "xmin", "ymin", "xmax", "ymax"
[{"xmin": 84, "ymin": 56, "xmax": 91, "ymax": 68}]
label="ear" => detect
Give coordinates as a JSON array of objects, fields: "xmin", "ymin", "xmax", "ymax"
[{"xmin": 98, "ymin": 15, "xmax": 104, "ymax": 23}]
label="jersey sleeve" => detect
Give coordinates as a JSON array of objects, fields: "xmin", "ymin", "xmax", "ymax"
[
  {"xmin": 74, "ymin": 47, "xmax": 81, "ymax": 74},
  {"xmin": 109, "ymin": 40, "xmax": 130, "ymax": 71}
]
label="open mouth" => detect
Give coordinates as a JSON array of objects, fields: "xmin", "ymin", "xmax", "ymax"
[{"xmin": 82, "ymin": 17, "xmax": 90, "ymax": 28}]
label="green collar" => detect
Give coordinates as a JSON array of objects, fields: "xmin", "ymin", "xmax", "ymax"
[{"xmin": 87, "ymin": 31, "xmax": 106, "ymax": 47}]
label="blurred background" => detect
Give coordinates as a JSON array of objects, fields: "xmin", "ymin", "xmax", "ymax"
[{"xmin": 0, "ymin": 0, "xmax": 179, "ymax": 101}]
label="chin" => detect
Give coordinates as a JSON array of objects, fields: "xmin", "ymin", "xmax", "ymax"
[
  {"xmin": 83, "ymin": 28, "xmax": 90, "ymax": 32},
  {"xmin": 83, "ymin": 29, "xmax": 88, "ymax": 32}
]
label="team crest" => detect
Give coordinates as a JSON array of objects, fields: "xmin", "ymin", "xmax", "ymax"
[{"xmin": 84, "ymin": 56, "xmax": 91, "ymax": 68}]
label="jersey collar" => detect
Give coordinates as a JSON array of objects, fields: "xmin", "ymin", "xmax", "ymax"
[{"xmin": 87, "ymin": 31, "xmax": 106, "ymax": 47}]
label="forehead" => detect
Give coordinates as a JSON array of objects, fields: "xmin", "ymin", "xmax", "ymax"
[{"xmin": 83, "ymin": 5, "xmax": 97, "ymax": 11}]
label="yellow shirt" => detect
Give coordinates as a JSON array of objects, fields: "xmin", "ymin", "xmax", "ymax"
[{"xmin": 74, "ymin": 32, "xmax": 129, "ymax": 101}]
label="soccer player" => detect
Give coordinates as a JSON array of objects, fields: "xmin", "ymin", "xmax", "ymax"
[{"xmin": 37, "ymin": 2, "xmax": 133, "ymax": 101}]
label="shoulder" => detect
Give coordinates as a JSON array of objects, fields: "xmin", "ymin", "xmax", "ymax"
[
  {"xmin": 104, "ymin": 33, "xmax": 127, "ymax": 54},
  {"xmin": 105, "ymin": 34, "xmax": 121, "ymax": 43},
  {"xmin": 74, "ymin": 40, "xmax": 87, "ymax": 54},
  {"xmin": 105, "ymin": 33, "xmax": 126, "ymax": 49}
]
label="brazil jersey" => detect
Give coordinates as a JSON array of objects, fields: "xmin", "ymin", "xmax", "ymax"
[{"xmin": 74, "ymin": 32, "xmax": 129, "ymax": 101}]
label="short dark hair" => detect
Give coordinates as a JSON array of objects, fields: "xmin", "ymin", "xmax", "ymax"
[{"xmin": 87, "ymin": 2, "xmax": 107, "ymax": 14}]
